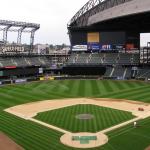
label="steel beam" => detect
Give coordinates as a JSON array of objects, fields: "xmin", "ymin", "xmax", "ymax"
[
  {"xmin": 3, "ymin": 25, "xmax": 12, "ymax": 43},
  {"xmin": 68, "ymin": 0, "xmax": 133, "ymax": 27},
  {"xmin": 0, "ymin": 27, "xmax": 32, "ymax": 33},
  {"xmin": 0, "ymin": 20, "xmax": 40, "ymax": 28},
  {"xmin": 17, "ymin": 26, "xmax": 26, "ymax": 44},
  {"xmin": 30, "ymin": 28, "xmax": 38, "ymax": 53},
  {"xmin": 0, "ymin": 19, "xmax": 40, "ymax": 52}
]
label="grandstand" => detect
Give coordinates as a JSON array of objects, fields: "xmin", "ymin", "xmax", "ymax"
[
  {"xmin": 0, "ymin": 51, "xmax": 150, "ymax": 80},
  {"xmin": 0, "ymin": 56, "xmax": 50, "ymax": 67},
  {"xmin": 65, "ymin": 0, "xmax": 150, "ymax": 80},
  {"xmin": 1, "ymin": 1, "xmax": 150, "ymax": 150},
  {"xmin": 67, "ymin": 53, "xmax": 140, "ymax": 65}
]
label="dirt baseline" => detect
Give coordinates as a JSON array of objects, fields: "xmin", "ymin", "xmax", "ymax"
[
  {"xmin": 4, "ymin": 98, "xmax": 150, "ymax": 149},
  {"xmin": 5, "ymin": 98, "xmax": 150, "ymax": 119}
]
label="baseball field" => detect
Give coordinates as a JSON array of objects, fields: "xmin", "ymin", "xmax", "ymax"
[{"xmin": 1, "ymin": 80, "xmax": 150, "ymax": 150}]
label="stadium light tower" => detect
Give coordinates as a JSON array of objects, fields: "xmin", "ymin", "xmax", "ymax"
[
  {"xmin": 0, "ymin": 20, "xmax": 40, "ymax": 52},
  {"xmin": 3, "ymin": 25, "xmax": 12, "ymax": 43},
  {"xmin": 17, "ymin": 26, "xmax": 26, "ymax": 44}
]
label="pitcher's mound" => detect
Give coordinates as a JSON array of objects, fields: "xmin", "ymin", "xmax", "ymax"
[{"xmin": 60, "ymin": 132, "xmax": 108, "ymax": 148}]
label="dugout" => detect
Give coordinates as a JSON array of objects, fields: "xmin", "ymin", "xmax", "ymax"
[{"xmin": 0, "ymin": 66, "xmax": 40, "ymax": 79}]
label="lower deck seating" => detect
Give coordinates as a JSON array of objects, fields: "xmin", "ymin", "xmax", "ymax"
[
  {"xmin": 104, "ymin": 67, "xmax": 113, "ymax": 77},
  {"xmin": 112, "ymin": 67, "xmax": 125, "ymax": 78},
  {"xmin": 136, "ymin": 68, "xmax": 150, "ymax": 78},
  {"xmin": 0, "ymin": 56, "xmax": 51, "ymax": 67},
  {"xmin": 67, "ymin": 53, "xmax": 140, "ymax": 65}
]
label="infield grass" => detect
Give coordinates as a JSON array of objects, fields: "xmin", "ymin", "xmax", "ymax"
[{"xmin": 0, "ymin": 80, "xmax": 150, "ymax": 150}]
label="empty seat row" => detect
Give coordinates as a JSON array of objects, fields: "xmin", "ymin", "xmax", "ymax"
[
  {"xmin": 0, "ymin": 56, "xmax": 51, "ymax": 67},
  {"xmin": 67, "ymin": 53, "xmax": 140, "ymax": 65}
]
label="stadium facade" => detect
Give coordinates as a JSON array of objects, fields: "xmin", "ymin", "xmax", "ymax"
[
  {"xmin": 1, "ymin": 0, "xmax": 150, "ymax": 82},
  {"xmin": 68, "ymin": 0, "xmax": 150, "ymax": 56}
]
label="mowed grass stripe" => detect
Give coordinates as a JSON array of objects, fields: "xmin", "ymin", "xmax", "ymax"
[
  {"xmin": 112, "ymin": 86, "xmax": 150, "ymax": 100},
  {"xmin": 102, "ymin": 80, "xmax": 114, "ymax": 93},
  {"xmin": 0, "ymin": 112, "xmax": 71, "ymax": 150},
  {"xmin": 68, "ymin": 80, "xmax": 81, "ymax": 96},
  {"xmin": 0, "ymin": 80, "xmax": 150, "ymax": 150},
  {"xmin": 95, "ymin": 80, "xmax": 109, "ymax": 95},
  {"xmin": 124, "ymin": 88, "xmax": 150, "ymax": 101},
  {"xmin": 110, "ymin": 80, "xmax": 127, "ymax": 91},
  {"xmin": 102, "ymin": 118, "xmax": 150, "ymax": 150},
  {"xmin": 35, "ymin": 104, "xmax": 135, "ymax": 132},
  {"xmin": 99, "ymin": 85, "xmax": 150, "ymax": 99},
  {"xmin": 77, "ymin": 80, "xmax": 85, "ymax": 97},
  {"xmin": 90, "ymin": 80, "xmax": 101, "ymax": 96},
  {"xmin": 84, "ymin": 80, "xmax": 93, "ymax": 97},
  {"xmin": 137, "ymin": 94, "xmax": 150, "ymax": 102},
  {"xmin": 95, "ymin": 80, "xmax": 134, "ymax": 97}
]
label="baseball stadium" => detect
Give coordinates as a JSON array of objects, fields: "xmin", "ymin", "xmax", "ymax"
[{"xmin": 1, "ymin": 0, "xmax": 150, "ymax": 150}]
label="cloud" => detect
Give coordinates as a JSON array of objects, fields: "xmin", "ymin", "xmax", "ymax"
[
  {"xmin": 0, "ymin": 0, "xmax": 88, "ymax": 44},
  {"xmin": 0, "ymin": 0, "xmax": 149, "ymax": 46}
]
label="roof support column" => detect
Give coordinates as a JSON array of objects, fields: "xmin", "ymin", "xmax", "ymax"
[
  {"xmin": 17, "ymin": 27, "xmax": 26, "ymax": 44},
  {"xmin": 3, "ymin": 25, "xmax": 11, "ymax": 44},
  {"xmin": 30, "ymin": 28, "xmax": 37, "ymax": 53}
]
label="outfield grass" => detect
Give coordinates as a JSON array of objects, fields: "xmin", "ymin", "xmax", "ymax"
[
  {"xmin": 35, "ymin": 104, "xmax": 135, "ymax": 132},
  {"xmin": 0, "ymin": 80, "xmax": 150, "ymax": 150}
]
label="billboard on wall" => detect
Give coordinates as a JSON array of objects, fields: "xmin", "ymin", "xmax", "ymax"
[
  {"xmin": 40, "ymin": 76, "xmax": 54, "ymax": 81},
  {"xmin": 87, "ymin": 43, "xmax": 100, "ymax": 51},
  {"xmin": 101, "ymin": 44, "xmax": 113, "ymax": 50},
  {"xmin": 39, "ymin": 68, "xmax": 43, "ymax": 74},
  {"xmin": 15, "ymin": 79, "xmax": 27, "ymax": 84},
  {"xmin": 126, "ymin": 44, "xmax": 134, "ymax": 50},
  {"xmin": 87, "ymin": 32, "xmax": 100, "ymax": 43},
  {"xmin": 72, "ymin": 45, "xmax": 87, "ymax": 51},
  {"xmin": 113, "ymin": 44, "xmax": 125, "ymax": 50},
  {"xmin": 87, "ymin": 32, "xmax": 100, "ymax": 51}
]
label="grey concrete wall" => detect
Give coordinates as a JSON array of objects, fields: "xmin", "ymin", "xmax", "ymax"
[{"xmin": 88, "ymin": 0, "xmax": 150, "ymax": 25}]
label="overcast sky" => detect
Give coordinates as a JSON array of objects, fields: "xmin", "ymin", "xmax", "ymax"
[
  {"xmin": 0, "ymin": 0, "xmax": 149, "ymax": 46},
  {"xmin": 0, "ymin": 0, "xmax": 88, "ymax": 45}
]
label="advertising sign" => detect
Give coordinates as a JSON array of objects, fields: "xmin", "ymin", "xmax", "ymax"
[
  {"xmin": 39, "ymin": 68, "xmax": 43, "ymax": 74},
  {"xmin": 126, "ymin": 44, "xmax": 134, "ymax": 50},
  {"xmin": 40, "ymin": 76, "xmax": 54, "ymax": 81},
  {"xmin": 87, "ymin": 32, "xmax": 100, "ymax": 43},
  {"xmin": 113, "ymin": 44, "xmax": 125, "ymax": 50},
  {"xmin": 15, "ymin": 79, "xmax": 27, "ymax": 84},
  {"xmin": 88, "ymin": 43, "xmax": 100, "ymax": 51},
  {"xmin": 72, "ymin": 45, "xmax": 87, "ymax": 51},
  {"xmin": 40, "ymin": 77, "xmax": 45, "ymax": 81},
  {"xmin": 101, "ymin": 44, "xmax": 113, "ymax": 50},
  {"xmin": 51, "ymin": 64, "xmax": 57, "ymax": 69}
]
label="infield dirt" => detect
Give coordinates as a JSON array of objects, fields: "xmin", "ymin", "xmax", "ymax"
[
  {"xmin": 5, "ymin": 98, "xmax": 150, "ymax": 119},
  {"xmin": 5, "ymin": 98, "xmax": 150, "ymax": 148}
]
